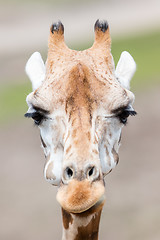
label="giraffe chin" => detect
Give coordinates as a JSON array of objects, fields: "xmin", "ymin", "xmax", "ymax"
[{"xmin": 56, "ymin": 179, "xmax": 105, "ymax": 213}]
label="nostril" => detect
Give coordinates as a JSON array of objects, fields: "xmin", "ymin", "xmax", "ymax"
[
  {"xmin": 63, "ymin": 167, "xmax": 74, "ymax": 182},
  {"xmin": 87, "ymin": 165, "xmax": 99, "ymax": 181},
  {"xmin": 88, "ymin": 167, "xmax": 95, "ymax": 177},
  {"xmin": 66, "ymin": 167, "xmax": 73, "ymax": 178}
]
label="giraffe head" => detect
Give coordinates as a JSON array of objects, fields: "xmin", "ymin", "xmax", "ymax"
[{"xmin": 25, "ymin": 20, "xmax": 136, "ymax": 213}]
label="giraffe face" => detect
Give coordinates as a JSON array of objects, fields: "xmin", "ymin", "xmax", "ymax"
[{"xmin": 25, "ymin": 20, "xmax": 136, "ymax": 212}]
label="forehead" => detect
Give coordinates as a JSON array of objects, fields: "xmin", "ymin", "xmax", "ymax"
[{"xmin": 27, "ymin": 54, "xmax": 133, "ymax": 114}]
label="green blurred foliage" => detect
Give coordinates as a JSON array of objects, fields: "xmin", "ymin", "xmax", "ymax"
[
  {"xmin": 0, "ymin": 30, "xmax": 160, "ymax": 125},
  {"xmin": 112, "ymin": 31, "xmax": 160, "ymax": 90},
  {"xmin": 0, "ymin": 81, "xmax": 31, "ymax": 125}
]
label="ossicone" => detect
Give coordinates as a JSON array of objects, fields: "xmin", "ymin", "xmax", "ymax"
[{"xmin": 91, "ymin": 19, "xmax": 111, "ymax": 53}]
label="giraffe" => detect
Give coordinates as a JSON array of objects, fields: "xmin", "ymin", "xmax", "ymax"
[{"xmin": 25, "ymin": 20, "xmax": 136, "ymax": 239}]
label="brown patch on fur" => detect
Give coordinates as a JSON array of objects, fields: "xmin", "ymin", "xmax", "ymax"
[
  {"xmin": 46, "ymin": 162, "xmax": 56, "ymax": 180},
  {"xmin": 73, "ymin": 139, "xmax": 79, "ymax": 146},
  {"xmin": 62, "ymin": 208, "xmax": 73, "ymax": 230},
  {"xmin": 66, "ymin": 145, "xmax": 71, "ymax": 155},
  {"xmin": 49, "ymin": 60, "xmax": 54, "ymax": 74},
  {"xmin": 123, "ymin": 89, "xmax": 127, "ymax": 97},
  {"xmin": 109, "ymin": 133, "xmax": 112, "ymax": 138},
  {"xmin": 64, "ymin": 130, "xmax": 70, "ymax": 144},
  {"xmin": 93, "ymin": 140, "xmax": 97, "ymax": 145},
  {"xmin": 65, "ymin": 64, "xmax": 94, "ymax": 130},
  {"xmin": 59, "ymin": 98, "xmax": 64, "ymax": 105},
  {"xmin": 92, "ymin": 149, "xmax": 98, "ymax": 155},
  {"xmin": 74, "ymin": 211, "xmax": 102, "ymax": 240},
  {"xmin": 118, "ymin": 133, "xmax": 122, "ymax": 144},
  {"xmin": 105, "ymin": 146, "xmax": 111, "ymax": 167},
  {"xmin": 105, "ymin": 56, "xmax": 113, "ymax": 70},
  {"xmin": 40, "ymin": 135, "xmax": 46, "ymax": 148},
  {"xmin": 72, "ymin": 128, "xmax": 77, "ymax": 138},
  {"xmin": 87, "ymin": 132, "xmax": 91, "ymax": 141},
  {"xmin": 108, "ymin": 130, "xmax": 112, "ymax": 138},
  {"xmin": 112, "ymin": 148, "xmax": 119, "ymax": 164},
  {"xmin": 94, "ymin": 135, "xmax": 98, "ymax": 144},
  {"xmin": 71, "ymin": 117, "xmax": 76, "ymax": 126},
  {"xmin": 66, "ymin": 152, "xmax": 73, "ymax": 159},
  {"xmin": 66, "ymin": 95, "xmax": 75, "ymax": 114},
  {"xmin": 33, "ymin": 89, "xmax": 38, "ymax": 96}
]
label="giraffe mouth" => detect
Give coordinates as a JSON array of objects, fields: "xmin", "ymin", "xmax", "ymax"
[{"xmin": 56, "ymin": 179, "xmax": 105, "ymax": 213}]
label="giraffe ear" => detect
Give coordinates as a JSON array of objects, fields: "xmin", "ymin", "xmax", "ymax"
[
  {"xmin": 115, "ymin": 51, "xmax": 136, "ymax": 90},
  {"xmin": 25, "ymin": 52, "xmax": 45, "ymax": 91}
]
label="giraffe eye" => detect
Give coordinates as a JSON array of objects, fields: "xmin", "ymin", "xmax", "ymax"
[
  {"xmin": 32, "ymin": 112, "xmax": 45, "ymax": 125},
  {"xmin": 25, "ymin": 112, "xmax": 46, "ymax": 125},
  {"xmin": 118, "ymin": 109, "xmax": 137, "ymax": 125}
]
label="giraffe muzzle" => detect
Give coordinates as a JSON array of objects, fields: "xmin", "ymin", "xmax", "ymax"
[
  {"xmin": 57, "ymin": 178, "xmax": 105, "ymax": 213},
  {"xmin": 57, "ymin": 163, "xmax": 104, "ymax": 213}
]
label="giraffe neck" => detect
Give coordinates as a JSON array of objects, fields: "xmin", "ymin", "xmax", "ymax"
[{"xmin": 61, "ymin": 197, "xmax": 105, "ymax": 240}]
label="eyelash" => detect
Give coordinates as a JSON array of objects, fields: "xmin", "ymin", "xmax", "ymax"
[
  {"xmin": 117, "ymin": 110, "xmax": 137, "ymax": 125},
  {"xmin": 25, "ymin": 112, "xmax": 46, "ymax": 125},
  {"xmin": 25, "ymin": 108, "xmax": 136, "ymax": 126}
]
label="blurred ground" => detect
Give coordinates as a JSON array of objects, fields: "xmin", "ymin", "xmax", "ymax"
[{"xmin": 0, "ymin": 0, "xmax": 160, "ymax": 239}]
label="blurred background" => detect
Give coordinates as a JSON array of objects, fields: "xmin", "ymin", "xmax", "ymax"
[{"xmin": 0, "ymin": 0, "xmax": 160, "ymax": 239}]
